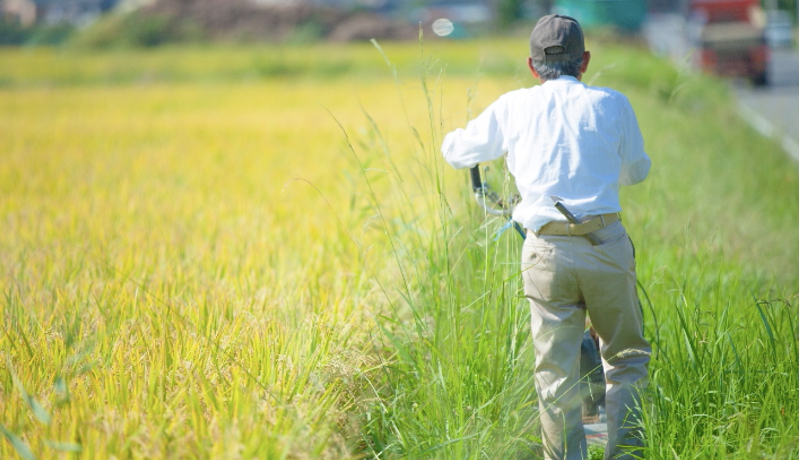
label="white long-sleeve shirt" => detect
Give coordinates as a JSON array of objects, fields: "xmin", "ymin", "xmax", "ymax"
[{"xmin": 442, "ymin": 75, "xmax": 650, "ymax": 232}]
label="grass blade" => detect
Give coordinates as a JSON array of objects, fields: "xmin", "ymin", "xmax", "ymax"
[
  {"xmin": 0, "ymin": 423, "xmax": 35, "ymax": 460},
  {"xmin": 44, "ymin": 440, "xmax": 82, "ymax": 453}
]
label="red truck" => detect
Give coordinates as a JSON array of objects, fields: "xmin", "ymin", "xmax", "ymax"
[{"xmin": 688, "ymin": 0, "xmax": 769, "ymax": 85}]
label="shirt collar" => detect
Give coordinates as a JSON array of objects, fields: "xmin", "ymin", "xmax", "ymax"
[{"xmin": 545, "ymin": 75, "xmax": 580, "ymax": 84}]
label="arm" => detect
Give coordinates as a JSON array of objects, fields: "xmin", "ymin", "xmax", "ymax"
[
  {"xmin": 618, "ymin": 99, "xmax": 651, "ymax": 186},
  {"xmin": 442, "ymin": 100, "xmax": 507, "ymax": 170}
]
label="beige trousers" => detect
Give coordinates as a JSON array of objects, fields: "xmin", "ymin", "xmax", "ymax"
[{"xmin": 521, "ymin": 220, "xmax": 650, "ymax": 460}]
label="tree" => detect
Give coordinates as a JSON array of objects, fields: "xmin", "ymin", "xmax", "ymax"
[{"xmin": 494, "ymin": 0, "xmax": 524, "ymax": 28}]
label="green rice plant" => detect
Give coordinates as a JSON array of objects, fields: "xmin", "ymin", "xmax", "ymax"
[{"xmin": 0, "ymin": 37, "xmax": 796, "ymax": 459}]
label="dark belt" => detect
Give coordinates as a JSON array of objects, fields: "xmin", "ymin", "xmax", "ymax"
[{"xmin": 533, "ymin": 213, "xmax": 620, "ymax": 237}]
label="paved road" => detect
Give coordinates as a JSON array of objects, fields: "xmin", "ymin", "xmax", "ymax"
[
  {"xmin": 733, "ymin": 48, "xmax": 799, "ymax": 160},
  {"xmin": 644, "ymin": 14, "xmax": 799, "ymax": 160}
]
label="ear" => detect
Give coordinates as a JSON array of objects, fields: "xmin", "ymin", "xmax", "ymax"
[
  {"xmin": 527, "ymin": 57, "xmax": 541, "ymax": 82},
  {"xmin": 579, "ymin": 51, "xmax": 591, "ymax": 74}
]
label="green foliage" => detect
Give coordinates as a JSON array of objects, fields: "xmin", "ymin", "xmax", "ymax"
[
  {"xmin": 495, "ymin": 0, "xmax": 526, "ymax": 29},
  {"xmin": 285, "ymin": 20, "xmax": 325, "ymax": 44},
  {"xmin": 69, "ymin": 12, "xmax": 204, "ymax": 49},
  {"xmin": 24, "ymin": 23, "xmax": 75, "ymax": 46},
  {"xmin": 0, "ymin": 18, "xmax": 29, "ymax": 45},
  {"xmin": 0, "ymin": 19, "xmax": 74, "ymax": 46},
  {"xmin": 776, "ymin": 0, "xmax": 798, "ymax": 21}
]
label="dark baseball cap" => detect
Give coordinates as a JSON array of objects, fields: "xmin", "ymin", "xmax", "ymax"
[{"xmin": 530, "ymin": 14, "xmax": 585, "ymax": 64}]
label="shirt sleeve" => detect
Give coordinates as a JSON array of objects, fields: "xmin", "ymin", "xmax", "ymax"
[
  {"xmin": 618, "ymin": 98, "xmax": 651, "ymax": 186},
  {"xmin": 441, "ymin": 99, "xmax": 507, "ymax": 170}
]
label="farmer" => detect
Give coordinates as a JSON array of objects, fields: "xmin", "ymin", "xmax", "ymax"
[{"xmin": 441, "ymin": 14, "xmax": 651, "ymax": 460}]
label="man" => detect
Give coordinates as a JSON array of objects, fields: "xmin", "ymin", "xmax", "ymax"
[{"xmin": 441, "ymin": 14, "xmax": 651, "ymax": 460}]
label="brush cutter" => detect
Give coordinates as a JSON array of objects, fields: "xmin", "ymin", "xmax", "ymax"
[{"xmin": 469, "ymin": 165, "xmax": 526, "ymax": 239}]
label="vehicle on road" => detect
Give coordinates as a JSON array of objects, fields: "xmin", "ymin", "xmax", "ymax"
[{"xmin": 688, "ymin": 0, "xmax": 770, "ymax": 85}]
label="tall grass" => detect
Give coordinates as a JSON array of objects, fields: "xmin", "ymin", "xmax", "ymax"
[
  {"xmin": 336, "ymin": 38, "xmax": 798, "ymax": 458},
  {"xmin": 0, "ymin": 37, "xmax": 797, "ymax": 459}
]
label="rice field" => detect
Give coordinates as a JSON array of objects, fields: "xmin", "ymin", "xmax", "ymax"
[{"xmin": 0, "ymin": 38, "xmax": 797, "ymax": 459}]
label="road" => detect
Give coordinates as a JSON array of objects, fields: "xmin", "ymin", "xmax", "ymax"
[
  {"xmin": 733, "ymin": 48, "xmax": 799, "ymax": 160},
  {"xmin": 643, "ymin": 14, "xmax": 799, "ymax": 160}
]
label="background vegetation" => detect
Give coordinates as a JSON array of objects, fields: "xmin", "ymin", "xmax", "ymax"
[
  {"xmin": 1, "ymin": 0, "xmax": 797, "ymax": 47},
  {"xmin": 0, "ymin": 36, "xmax": 797, "ymax": 459},
  {"xmin": 0, "ymin": 19, "xmax": 74, "ymax": 46}
]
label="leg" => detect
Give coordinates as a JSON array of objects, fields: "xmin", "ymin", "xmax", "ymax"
[
  {"xmin": 580, "ymin": 330, "xmax": 605, "ymax": 418},
  {"xmin": 522, "ymin": 236, "xmax": 588, "ymax": 460},
  {"xmin": 576, "ymin": 222, "xmax": 650, "ymax": 460}
]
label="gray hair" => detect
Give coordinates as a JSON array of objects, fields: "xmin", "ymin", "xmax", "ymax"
[{"xmin": 532, "ymin": 56, "xmax": 584, "ymax": 81}]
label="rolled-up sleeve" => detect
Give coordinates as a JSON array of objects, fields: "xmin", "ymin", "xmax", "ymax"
[
  {"xmin": 618, "ymin": 98, "xmax": 650, "ymax": 186},
  {"xmin": 442, "ymin": 101, "xmax": 506, "ymax": 169}
]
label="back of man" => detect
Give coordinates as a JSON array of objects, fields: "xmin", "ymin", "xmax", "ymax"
[
  {"xmin": 474, "ymin": 80, "xmax": 648, "ymax": 234},
  {"xmin": 442, "ymin": 14, "xmax": 651, "ymax": 460}
]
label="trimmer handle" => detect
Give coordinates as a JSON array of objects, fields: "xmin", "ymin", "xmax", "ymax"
[{"xmin": 470, "ymin": 166, "xmax": 484, "ymax": 193}]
